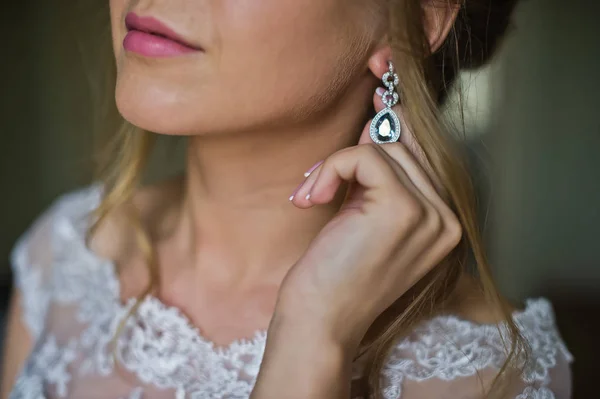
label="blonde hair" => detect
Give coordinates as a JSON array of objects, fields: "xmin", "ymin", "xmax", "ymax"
[{"xmin": 90, "ymin": 0, "xmax": 525, "ymax": 397}]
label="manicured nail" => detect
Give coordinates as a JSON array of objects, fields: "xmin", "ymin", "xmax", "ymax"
[
  {"xmin": 303, "ymin": 160, "xmax": 324, "ymax": 178},
  {"xmin": 376, "ymin": 87, "xmax": 386, "ymax": 96},
  {"xmin": 305, "ymin": 193, "xmax": 311, "ymax": 200},
  {"xmin": 290, "ymin": 180, "xmax": 306, "ymax": 201}
]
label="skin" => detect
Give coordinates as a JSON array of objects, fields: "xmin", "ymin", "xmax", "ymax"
[{"xmin": 2, "ymin": 0, "xmax": 487, "ymax": 397}]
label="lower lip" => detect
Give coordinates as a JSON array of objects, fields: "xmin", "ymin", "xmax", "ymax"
[{"xmin": 123, "ymin": 30, "xmax": 200, "ymax": 57}]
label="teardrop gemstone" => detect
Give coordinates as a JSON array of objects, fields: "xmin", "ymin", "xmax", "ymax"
[
  {"xmin": 377, "ymin": 117, "xmax": 394, "ymax": 141},
  {"xmin": 369, "ymin": 108, "xmax": 401, "ymax": 144}
]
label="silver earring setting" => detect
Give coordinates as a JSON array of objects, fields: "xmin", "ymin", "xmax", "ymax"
[{"xmin": 370, "ymin": 61, "xmax": 401, "ymax": 144}]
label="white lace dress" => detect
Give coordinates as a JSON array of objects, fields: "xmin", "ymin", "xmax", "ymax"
[{"xmin": 9, "ymin": 186, "xmax": 573, "ymax": 399}]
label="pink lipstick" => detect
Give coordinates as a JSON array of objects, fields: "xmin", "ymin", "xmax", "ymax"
[{"xmin": 123, "ymin": 12, "xmax": 203, "ymax": 57}]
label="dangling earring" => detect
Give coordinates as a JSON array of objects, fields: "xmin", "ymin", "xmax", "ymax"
[{"xmin": 370, "ymin": 61, "xmax": 401, "ymax": 144}]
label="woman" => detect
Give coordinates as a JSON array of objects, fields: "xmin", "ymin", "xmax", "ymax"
[{"xmin": 2, "ymin": 0, "xmax": 572, "ymax": 398}]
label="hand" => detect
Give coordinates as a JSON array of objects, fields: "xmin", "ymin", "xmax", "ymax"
[{"xmin": 278, "ymin": 92, "xmax": 463, "ymax": 349}]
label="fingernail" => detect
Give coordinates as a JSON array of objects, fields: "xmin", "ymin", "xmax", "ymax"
[
  {"xmin": 290, "ymin": 180, "xmax": 305, "ymax": 200},
  {"xmin": 305, "ymin": 193, "xmax": 311, "ymax": 200},
  {"xmin": 303, "ymin": 160, "xmax": 324, "ymax": 178},
  {"xmin": 376, "ymin": 87, "xmax": 386, "ymax": 97}
]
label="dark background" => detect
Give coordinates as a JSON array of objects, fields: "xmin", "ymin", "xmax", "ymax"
[{"xmin": 1, "ymin": 0, "xmax": 599, "ymax": 397}]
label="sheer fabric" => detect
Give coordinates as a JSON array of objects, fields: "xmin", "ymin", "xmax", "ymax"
[{"xmin": 9, "ymin": 186, "xmax": 573, "ymax": 399}]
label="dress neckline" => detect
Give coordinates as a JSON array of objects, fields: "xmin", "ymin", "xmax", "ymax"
[{"xmin": 69, "ymin": 183, "xmax": 554, "ymax": 355}]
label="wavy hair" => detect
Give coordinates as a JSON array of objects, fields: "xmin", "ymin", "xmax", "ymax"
[{"xmin": 88, "ymin": 0, "xmax": 524, "ymax": 397}]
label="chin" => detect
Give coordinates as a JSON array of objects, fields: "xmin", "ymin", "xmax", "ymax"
[
  {"xmin": 115, "ymin": 80, "xmax": 209, "ymax": 136},
  {"xmin": 117, "ymin": 102, "xmax": 199, "ymax": 136}
]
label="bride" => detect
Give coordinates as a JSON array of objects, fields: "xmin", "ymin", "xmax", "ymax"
[{"xmin": 2, "ymin": 0, "xmax": 572, "ymax": 398}]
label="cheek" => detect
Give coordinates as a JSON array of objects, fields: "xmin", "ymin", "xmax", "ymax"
[{"xmin": 217, "ymin": 0, "xmax": 367, "ymax": 121}]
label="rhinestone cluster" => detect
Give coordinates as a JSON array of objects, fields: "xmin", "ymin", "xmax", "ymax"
[{"xmin": 370, "ymin": 62, "xmax": 402, "ymax": 144}]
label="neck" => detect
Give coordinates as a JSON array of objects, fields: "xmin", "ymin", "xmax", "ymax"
[{"xmin": 174, "ymin": 81, "xmax": 374, "ymax": 283}]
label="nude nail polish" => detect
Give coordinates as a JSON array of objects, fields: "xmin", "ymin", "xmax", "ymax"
[{"xmin": 303, "ymin": 160, "xmax": 324, "ymax": 178}]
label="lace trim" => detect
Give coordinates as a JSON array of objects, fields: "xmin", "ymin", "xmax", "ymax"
[
  {"xmin": 120, "ymin": 387, "xmax": 144, "ymax": 399},
  {"xmin": 10, "ymin": 186, "xmax": 573, "ymax": 399},
  {"xmin": 115, "ymin": 297, "xmax": 266, "ymax": 395},
  {"xmin": 380, "ymin": 299, "xmax": 573, "ymax": 398},
  {"xmin": 11, "ymin": 237, "xmax": 49, "ymax": 340},
  {"xmin": 10, "ymin": 374, "xmax": 44, "ymax": 399},
  {"xmin": 40, "ymin": 204, "xmax": 268, "ymax": 395},
  {"xmin": 516, "ymin": 387, "xmax": 556, "ymax": 399},
  {"xmin": 11, "ymin": 336, "xmax": 78, "ymax": 399}
]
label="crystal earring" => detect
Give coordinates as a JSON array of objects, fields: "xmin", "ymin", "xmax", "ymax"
[{"xmin": 370, "ymin": 61, "xmax": 401, "ymax": 144}]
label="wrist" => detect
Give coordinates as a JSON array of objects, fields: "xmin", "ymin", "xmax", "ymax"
[
  {"xmin": 254, "ymin": 314, "xmax": 354, "ymax": 399},
  {"xmin": 269, "ymin": 301, "xmax": 365, "ymax": 355}
]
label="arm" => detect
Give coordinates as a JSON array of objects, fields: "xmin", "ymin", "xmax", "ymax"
[
  {"xmin": 251, "ymin": 95, "xmax": 460, "ymax": 397},
  {"xmin": 250, "ymin": 311, "xmax": 355, "ymax": 399},
  {"xmin": 1, "ymin": 290, "xmax": 33, "ymax": 399},
  {"xmin": 0, "ymin": 192, "xmax": 65, "ymax": 399}
]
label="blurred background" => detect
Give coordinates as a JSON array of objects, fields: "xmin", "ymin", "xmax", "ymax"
[{"xmin": 1, "ymin": 0, "xmax": 598, "ymax": 397}]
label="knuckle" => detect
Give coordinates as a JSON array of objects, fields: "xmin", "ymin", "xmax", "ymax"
[
  {"xmin": 336, "ymin": 145, "xmax": 356, "ymax": 158},
  {"xmin": 327, "ymin": 146, "xmax": 353, "ymax": 164},
  {"xmin": 444, "ymin": 214, "xmax": 463, "ymax": 248},
  {"xmin": 425, "ymin": 208, "xmax": 443, "ymax": 235},
  {"xmin": 321, "ymin": 152, "xmax": 342, "ymax": 170}
]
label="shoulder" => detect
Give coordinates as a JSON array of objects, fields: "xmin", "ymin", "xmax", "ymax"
[
  {"xmin": 380, "ymin": 298, "xmax": 573, "ymax": 399},
  {"xmin": 10, "ymin": 184, "xmax": 104, "ymax": 339},
  {"xmin": 11, "ymin": 184, "xmax": 103, "ymax": 270},
  {"xmin": 11, "ymin": 184, "xmax": 103, "ymax": 267}
]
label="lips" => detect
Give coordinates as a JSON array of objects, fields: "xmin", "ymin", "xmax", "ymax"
[{"xmin": 123, "ymin": 12, "xmax": 203, "ymax": 57}]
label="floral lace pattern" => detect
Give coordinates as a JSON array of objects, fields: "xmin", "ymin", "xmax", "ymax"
[
  {"xmin": 9, "ymin": 186, "xmax": 573, "ymax": 399},
  {"xmin": 380, "ymin": 299, "xmax": 573, "ymax": 399},
  {"xmin": 516, "ymin": 387, "xmax": 556, "ymax": 399}
]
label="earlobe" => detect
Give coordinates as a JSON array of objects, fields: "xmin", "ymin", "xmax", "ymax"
[
  {"xmin": 367, "ymin": 46, "xmax": 393, "ymax": 82},
  {"xmin": 424, "ymin": 2, "xmax": 461, "ymax": 53}
]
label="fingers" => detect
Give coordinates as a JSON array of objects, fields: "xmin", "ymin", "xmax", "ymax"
[
  {"xmin": 376, "ymin": 142, "xmax": 463, "ymax": 266},
  {"xmin": 290, "ymin": 144, "xmax": 406, "ymax": 209},
  {"xmin": 289, "ymin": 139, "xmax": 462, "ymax": 294},
  {"xmin": 380, "ymin": 146, "xmax": 462, "ymax": 284},
  {"xmin": 297, "ymin": 140, "xmax": 461, "ymax": 270},
  {"xmin": 377, "ymin": 144, "xmax": 443, "ymax": 210},
  {"xmin": 290, "ymin": 161, "xmax": 324, "ymax": 209},
  {"xmin": 371, "ymin": 145, "xmax": 452, "ymax": 267},
  {"xmin": 285, "ymin": 85, "xmax": 464, "ymax": 303},
  {"xmin": 409, "ymin": 212, "xmax": 463, "ymax": 277}
]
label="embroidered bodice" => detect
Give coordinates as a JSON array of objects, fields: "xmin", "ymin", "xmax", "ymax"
[{"xmin": 9, "ymin": 186, "xmax": 573, "ymax": 398}]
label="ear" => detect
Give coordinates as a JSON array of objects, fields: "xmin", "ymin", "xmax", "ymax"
[
  {"xmin": 367, "ymin": 46, "xmax": 392, "ymax": 83},
  {"xmin": 366, "ymin": 2, "xmax": 459, "ymax": 77},
  {"xmin": 423, "ymin": 1, "xmax": 460, "ymax": 53}
]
